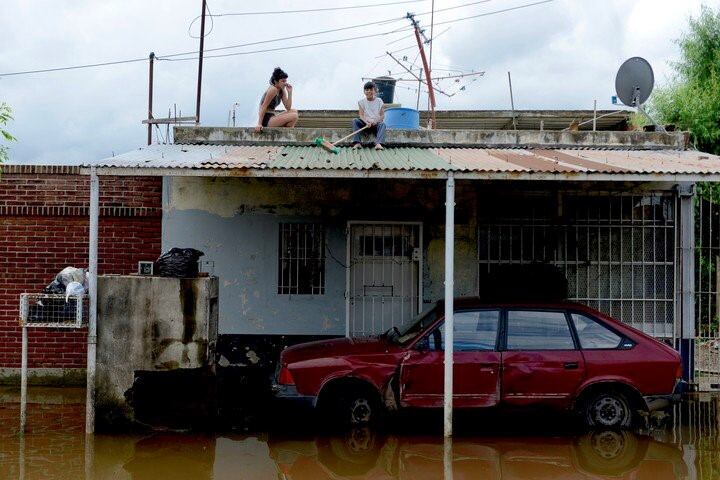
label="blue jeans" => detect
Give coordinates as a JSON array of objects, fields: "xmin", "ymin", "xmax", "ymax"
[{"xmin": 352, "ymin": 118, "xmax": 386, "ymax": 145}]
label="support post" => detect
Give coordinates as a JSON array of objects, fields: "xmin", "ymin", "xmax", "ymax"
[
  {"xmin": 678, "ymin": 183, "xmax": 695, "ymax": 385},
  {"xmin": 20, "ymin": 325, "xmax": 27, "ymax": 433},
  {"xmin": 147, "ymin": 52, "xmax": 155, "ymax": 146},
  {"xmin": 195, "ymin": 0, "xmax": 207, "ymax": 124},
  {"xmin": 507, "ymin": 72, "xmax": 517, "ymax": 130},
  {"xmin": 86, "ymin": 166, "xmax": 99, "ymax": 434},
  {"xmin": 444, "ymin": 172, "xmax": 455, "ymax": 437},
  {"xmin": 592, "ymin": 99, "xmax": 597, "ymax": 132}
]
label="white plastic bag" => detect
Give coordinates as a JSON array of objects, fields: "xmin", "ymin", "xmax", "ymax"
[
  {"xmin": 65, "ymin": 281, "xmax": 86, "ymax": 303},
  {"xmin": 56, "ymin": 267, "xmax": 86, "ymax": 287}
]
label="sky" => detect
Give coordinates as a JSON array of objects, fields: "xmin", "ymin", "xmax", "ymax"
[{"xmin": 1, "ymin": 0, "xmax": 718, "ymax": 164}]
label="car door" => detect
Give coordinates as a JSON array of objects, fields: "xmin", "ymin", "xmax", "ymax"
[
  {"xmin": 501, "ymin": 309, "xmax": 585, "ymax": 409},
  {"xmin": 399, "ymin": 309, "xmax": 501, "ymax": 408}
]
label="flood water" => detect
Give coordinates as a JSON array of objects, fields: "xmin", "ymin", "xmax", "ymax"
[{"xmin": 1, "ymin": 387, "xmax": 719, "ymax": 479}]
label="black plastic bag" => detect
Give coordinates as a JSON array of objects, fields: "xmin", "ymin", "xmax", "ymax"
[
  {"xmin": 155, "ymin": 248, "xmax": 205, "ymax": 278},
  {"xmin": 43, "ymin": 279, "xmax": 66, "ymax": 294}
]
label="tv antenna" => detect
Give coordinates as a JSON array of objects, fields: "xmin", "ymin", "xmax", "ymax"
[{"xmin": 614, "ymin": 57, "xmax": 665, "ymax": 132}]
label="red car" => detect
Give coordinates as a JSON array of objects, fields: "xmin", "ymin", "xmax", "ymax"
[{"xmin": 273, "ymin": 298, "xmax": 682, "ymax": 428}]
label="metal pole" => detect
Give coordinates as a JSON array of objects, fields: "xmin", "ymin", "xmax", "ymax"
[
  {"xmin": 592, "ymin": 99, "xmax": 597, "ymax": 132},
  {"xmin": 678, "ymin": 183, "xmax": 695, "ymax": 384},
  {"xmin": 416, "ymin": 69, "xmax": 423, "ymax": 110},
  {"xmin": 411, "ymin": 21, "xmax": 436, "ymax": 129},
  {"xmin": 20, "ymin": 325, "xmax": 27, "ymax": 433},
  {"xmin": 444, "ymin": 172, "xmax": 455, "ymax": 437},
  {"xmin": 507, "ymin": 72, "xmax": 517, "ymax": 130},
  {"xmin": 195, "ymin": 0, "xmax": 207, "ymax": 124},
  {"xmin": 86, "ymin": 166, "xmax": 99, "ymax": 434},
  {"xmin": 147, "ymin": 52, "xmax": 155, "ymax": 146}
]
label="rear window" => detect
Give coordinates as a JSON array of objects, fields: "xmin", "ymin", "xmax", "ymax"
[
  {"xmin": 506, "ymin": 310, "xmax": 575, "ymax": 350},
  {"xmin": 571, "ymin": 313, "xmax": 623, "ymax": 349}
]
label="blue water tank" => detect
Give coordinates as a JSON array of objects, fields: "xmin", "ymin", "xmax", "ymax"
[{"xmin": 384, "ymin": 107, "xmax": 420, "ymax": 129}]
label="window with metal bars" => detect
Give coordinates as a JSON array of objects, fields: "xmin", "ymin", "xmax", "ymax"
[
  {"xmin": 278, "ymin": 223, "xmax": 325, "ymax": 295},
  {"xmin": 477, "ymin": 192, "xmax": 676, "ymax": 338}
]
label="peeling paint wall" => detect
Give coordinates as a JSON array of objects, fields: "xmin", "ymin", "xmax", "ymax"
[{"xmin": 162, "ymin": 177, "xmax": 478, "ymax": 335}]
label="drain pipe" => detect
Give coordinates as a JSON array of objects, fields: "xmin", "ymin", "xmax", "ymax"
[
  {"xmin": 86, "ymin": 166, "xmax": 99, "ymax": 434},
  {"xmin": 444, "ymin": 172, "xmax": 455, "ymax": 437}
]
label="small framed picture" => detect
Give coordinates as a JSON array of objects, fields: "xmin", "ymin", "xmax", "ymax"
[{"xmin": 138, "ymin": 261, "xmax": 154, "ymax": 275}]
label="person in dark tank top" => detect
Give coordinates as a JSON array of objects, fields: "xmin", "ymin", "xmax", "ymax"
[{"xmin": 255, "ymin": 67, "xmax": 299, "ymax": 132}]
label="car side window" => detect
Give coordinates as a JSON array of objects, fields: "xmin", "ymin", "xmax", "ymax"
[
  {"xmin": 571, "ymin": 313, "xmax": 623, "ymax": 349},
  {"xmin": 506, "ymin": 310, "xmax": 575, "ymax": 350},
  {"xmin": 427, "ymin": 310, "xmax": 500, "ymax": 351}
]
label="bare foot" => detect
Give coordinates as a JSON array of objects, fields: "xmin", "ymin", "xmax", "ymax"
[
  {"xmin": 352, "ymin": 143, "xmax": 362, "ymax": 150},
  {"xmin": 374, "ymin": 143, "xmax": 384, "ymax": 150}
]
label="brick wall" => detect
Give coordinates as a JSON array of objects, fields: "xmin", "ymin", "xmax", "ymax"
[{"xmin": 0, "ymin": 166, "xmax": 162, "ymax": 369}]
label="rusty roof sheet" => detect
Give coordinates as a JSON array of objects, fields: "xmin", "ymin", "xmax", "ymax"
[{"xmin": 90, "ymin": 144, "xmax": 720, "ymax": 177}]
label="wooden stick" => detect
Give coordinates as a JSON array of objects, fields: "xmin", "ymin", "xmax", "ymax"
[{"xmin": 333, "ymin": 124, "xmax": 370, "ymax": 146}]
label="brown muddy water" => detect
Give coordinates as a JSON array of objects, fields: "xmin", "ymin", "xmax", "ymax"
[{"xmin": 0, "ymin": 387, "xmax": 719, "ymax": 479}]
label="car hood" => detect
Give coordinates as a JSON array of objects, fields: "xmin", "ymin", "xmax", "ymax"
[{"xmin": 281, "ymin": 336, "xmax": 394, "ymax": 364}]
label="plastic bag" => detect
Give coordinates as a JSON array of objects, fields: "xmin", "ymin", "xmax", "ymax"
[
  {"xmin": 154, "ymin": 248, "xmax": 205, "ymax": 278},
  {"xmin": 65, "ymin": 281, "xmax": 86, "ymax": 302},
  {"xmin": 56, "ymin": 267, "xmax": 86, "ymax": 287}
]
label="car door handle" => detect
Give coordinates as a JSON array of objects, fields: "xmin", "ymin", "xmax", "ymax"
[{"xmin": 564, "ymin": 362, "xmax": 579, "ymax": 370}]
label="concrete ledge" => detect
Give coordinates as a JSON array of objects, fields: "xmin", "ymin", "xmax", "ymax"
[
  {"xmin": 174, "ymin": 126, "xmax": 688, "ymax": 150},
  {"xmin": 0, "ymin": 367, "xmax": 86, "ymax": 386}
]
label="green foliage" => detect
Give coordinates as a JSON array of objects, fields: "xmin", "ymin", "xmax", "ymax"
[
  {"xmin": 650, "ymin": 6, "xmax": 720, "ymax": 154},
  {"xmin": 0, "ymin": 102, "xmax": 16, "ymax": 164}
]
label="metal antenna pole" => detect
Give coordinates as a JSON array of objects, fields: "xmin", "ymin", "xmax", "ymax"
[
  {"xmin": 147, "ymin": 52, "xmax": 155, "ymax": 146},
  {"xmin": 507, "ymin": 72, "xmax": 517, "ymax": 130},
  {"xmin": 407, "ymin": 13, "xmax": 436, "ymax": 128},
  {"xmin": 195, "ymin": 0, "xmax": 207, "ymax": 124}
]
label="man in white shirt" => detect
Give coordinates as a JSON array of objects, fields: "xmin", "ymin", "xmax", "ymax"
[{"xmin": 352, "ymin": 81, "xmax": 386, "ymax": 150}]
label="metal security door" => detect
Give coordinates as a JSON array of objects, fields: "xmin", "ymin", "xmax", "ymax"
[{"xmin": 347, "ymin": 223, "xmax": 422, "ymax": 336}]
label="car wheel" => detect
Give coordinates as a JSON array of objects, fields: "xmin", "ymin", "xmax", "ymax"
[
  {"xmin": 583, "ymin": 391, "xmax": 633, "ymax": 428},
  {"xmin": 331, "ymin": 388, "xmax": 382, "ymax": 426}
]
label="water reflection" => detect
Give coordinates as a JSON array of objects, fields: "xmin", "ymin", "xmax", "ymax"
[{"xmin": 0, "ymin": 387, "xmax": 718, "ymax": 479}]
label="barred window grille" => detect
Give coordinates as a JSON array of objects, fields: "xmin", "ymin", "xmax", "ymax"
[
  {"xmin": 278, "ymin": 223, "xmax": 325, "ymax": 295},
  {"xmin": 478, "ymin": 192, "xmax": 676, "ymax": 338}
]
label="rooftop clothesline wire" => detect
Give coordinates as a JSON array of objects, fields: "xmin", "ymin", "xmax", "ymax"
[{"xmin": 0, "ymin": 0, "xmax": 553, "ymax": 77}]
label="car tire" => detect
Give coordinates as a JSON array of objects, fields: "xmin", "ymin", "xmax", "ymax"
[
  {"xmin": 331, "ymin": 387, "xmax": 383, "ymax": 427},
  {"xmin": 583, "ymin": 390, "xmax": 633, "ymax": 428}
]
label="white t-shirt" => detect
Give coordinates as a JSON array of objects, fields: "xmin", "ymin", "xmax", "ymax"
[{"xmin": 359, "ymin": 97, "xmax": 384, "ymax": 124}]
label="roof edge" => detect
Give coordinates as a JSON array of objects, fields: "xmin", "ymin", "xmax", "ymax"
[{"xmin": 174, "ymin": 127, "xmax": 688, "ymax": 150}]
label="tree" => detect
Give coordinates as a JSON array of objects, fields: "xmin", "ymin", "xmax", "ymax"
[
  {"xmin": 651, "ymin": 5, "xmax": 720, "ymax": 155},
  {"xmin": 0, "ymin": 102, "xmax": 16, "ymax": 164}
]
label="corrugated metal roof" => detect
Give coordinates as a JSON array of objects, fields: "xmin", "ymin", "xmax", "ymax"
[
  {"xmin": 271, "ymin": 146, "xmax": 451, "ymax": 171},
  {"xmin": 90, "ymin": 144, "xmax": 720, "ymax": 178}
]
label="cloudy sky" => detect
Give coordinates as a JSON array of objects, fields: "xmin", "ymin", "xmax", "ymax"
[{"xmin": 1, "ymin": 0, "xmax": 717, "ymax": 164}]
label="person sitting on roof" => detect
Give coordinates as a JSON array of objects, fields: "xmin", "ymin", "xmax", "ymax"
[
  {"xmin": 254, "ymin": 67, "xmax": 299, "ymax": 133},
  {"xmin": 351, "ymin": 81, "xmax": 385, "ymax": 151}
]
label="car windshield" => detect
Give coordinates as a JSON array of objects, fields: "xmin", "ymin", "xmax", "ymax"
[{"xmin": 390, "ymin": 305, "xmax": 440, "ymax": 345}]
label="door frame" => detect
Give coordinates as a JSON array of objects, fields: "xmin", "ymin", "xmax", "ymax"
[{"xmin": 345, "ymin": 220, "xmax": 424, "ymax": 337}]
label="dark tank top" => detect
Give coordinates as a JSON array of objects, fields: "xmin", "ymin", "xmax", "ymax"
[{"xmin": 260, "ymin": 88, "xmax": 282, "ymax": 111}]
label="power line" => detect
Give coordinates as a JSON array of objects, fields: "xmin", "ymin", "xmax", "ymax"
[
  {"xmin": 209, "ymin": 0, "xmax": 426, "ymax": 16},
  {"xmin": 159, "ymin": 1, "xmax": 554, "ymax": 63},
  {"xmin": 432, "ymin": 0, "xmax": 554, "ymax": 28},
  {"xmin": 0, "ymin": 0, "xmax": 553, "ymax": 77}
]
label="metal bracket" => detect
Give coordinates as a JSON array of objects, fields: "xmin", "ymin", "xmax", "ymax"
[{"xmin": 676, "ymin": 182, "xmax": 696, "ymax": 198}]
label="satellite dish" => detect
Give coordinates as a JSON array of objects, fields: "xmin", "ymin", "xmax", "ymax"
[{"xmin": 615, "ymin": 57, "xmax": 655, "ymax": 106}]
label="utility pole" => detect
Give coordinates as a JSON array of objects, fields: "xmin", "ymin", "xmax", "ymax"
[
  {"xmin": 195, "ymin": 0, "xmax": 207, "ymax": 124},
  {"xmin": 407, "ymin": 13, "xmax": 436, "ymax": 129},
  {"xmin": 147, "ymin": 52, "xmax": 155, "ymax": 146}
]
